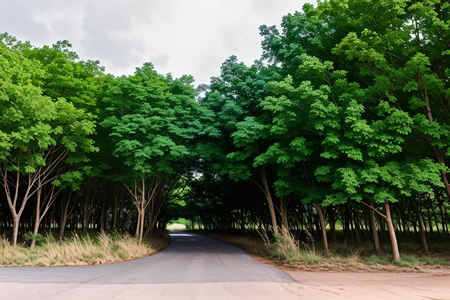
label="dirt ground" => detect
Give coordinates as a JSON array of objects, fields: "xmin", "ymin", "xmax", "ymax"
[
  {"xmin": 1, "ymin": 272, "xmax": 448, "ymax": 300},
  {"xmin": 288, "ymin": 271, "xmax": 450, "ymax": 299}
]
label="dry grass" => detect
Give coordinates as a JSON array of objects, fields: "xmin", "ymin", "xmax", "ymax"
[
  {"xmin": 0, "ymin": 231, "xmax": 170, "ymax": 266},
  {"xmin": 207, "ymin": 229, "xmax": 450, "ymax": 272}
]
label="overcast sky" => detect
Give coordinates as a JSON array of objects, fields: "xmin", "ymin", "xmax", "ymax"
[{"xmin": 0, "ymin": 0, "xmax": 310, "ymax": 86}]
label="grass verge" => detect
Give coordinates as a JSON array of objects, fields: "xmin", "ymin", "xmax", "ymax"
[
  {"xmin": 206, "ymin": 229, "xmax": 450, "ymax": 272},
  {"xmin": 0, "ymin": 231, "xmax": 170, "ymax": 267}
]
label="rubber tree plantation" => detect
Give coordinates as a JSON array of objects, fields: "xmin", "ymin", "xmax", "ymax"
[{"xmin": 0, "ymin": 0, "xmax": 449, "ymax": 262}]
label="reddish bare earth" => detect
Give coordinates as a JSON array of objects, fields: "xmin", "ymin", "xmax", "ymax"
[{"xmin": 288, "ymin": 271, "xmax": 450, "ymax": 300}]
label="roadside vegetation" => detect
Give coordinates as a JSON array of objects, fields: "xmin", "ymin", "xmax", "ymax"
[
  {"xmin": 0, "ymin": 231, "xmax": 169, "ymax": 266},
  {"xmin": 208, "ymin": 229, "xmax": 450, "ymax": 271}
]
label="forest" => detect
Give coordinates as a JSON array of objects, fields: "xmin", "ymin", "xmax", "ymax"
[{"xmin": 0, "ymin": 0, "xmax": 449, "ymax": 263}]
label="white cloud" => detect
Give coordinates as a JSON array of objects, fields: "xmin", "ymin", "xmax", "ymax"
[{"xmin": 0, "ymin": 0, "xmax": 310, "ymax": 86}]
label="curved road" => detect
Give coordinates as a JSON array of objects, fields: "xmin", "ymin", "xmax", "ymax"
[
  {"xmin": 0, "ymin": 231, "xmax": 302, "ymax": 299},
  {"xmin": 2, "ymin": 232, "xmax": 449, "ymax": 299}
]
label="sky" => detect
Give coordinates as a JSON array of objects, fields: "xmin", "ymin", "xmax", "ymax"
[{"xmin": 0, "ymin": 0, "xmax": 310, "ymax": 86}]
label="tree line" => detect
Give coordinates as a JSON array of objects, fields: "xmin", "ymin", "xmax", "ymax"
[
  {"xmin": 183, "ymin": 0, "xmax": 449, "ymax": 262},
  {"xmin": 0, "ymin": 0, "xmax": 449, "ymax": 262},
  {"xmin": 0, "ymin": 35, "xmax": 203, "ymax": 246}
]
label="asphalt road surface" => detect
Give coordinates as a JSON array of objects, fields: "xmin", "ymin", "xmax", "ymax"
[
  {"xmin": 1, "ymin": 231, "xmax": 449, "ymax": 300},
  {"xmin": 0, "ymin": 231, "xmax": 301, "ymax": 299}
]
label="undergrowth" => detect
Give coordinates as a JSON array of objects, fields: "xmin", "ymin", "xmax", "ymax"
[
  {"xmin": 0, "ymin": 231, "xmax": 169, "ymax": 266},
  {"xmin": 208, "ymin": 228, "xmax": 450, "ymax": 270}
]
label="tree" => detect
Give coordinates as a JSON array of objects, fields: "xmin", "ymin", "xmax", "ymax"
[
  {"xmin": 100, "ymin": 63, "xmax": 200, "ymax": 242},
  {"xmin": 199, "ymin": 57, "xmax": 284, "ymax": 234},
  {"xmin": 0, "ymin": 41, "xmax": 96, "ymax": 245}
]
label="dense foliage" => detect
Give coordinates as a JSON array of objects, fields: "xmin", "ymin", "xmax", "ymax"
[{"xmin": 0, "ymin": 0, "xmax": 448, "ymax": 261}]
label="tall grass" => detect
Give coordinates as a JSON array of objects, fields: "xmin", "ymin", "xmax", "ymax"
[
  {"xmin": 209, "ymin": 229, "xmax": 449, "ymax": 270},
  {"xmin": 0, "ymin": 232, "xmax": 168, "ymax": 266},
  {"xmin": 260, "ymin": 227, "xmax": 323, "ymax": 263}
]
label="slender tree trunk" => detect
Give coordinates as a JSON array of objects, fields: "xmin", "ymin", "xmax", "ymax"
[
  {"xmin": 349, "ymin": 211, "xmax": 355, "ymax": 241},
  {"xmin": 369, "ymin": 200, "xmax": 381, "ymax": 254},
  {"xmin": 308, "ymin": 205, "xmax": 315, "ymax": 235},
  {"xmin": 260, "ymin": 167, "xmax": 278, "ymax": 235},
  {"xmin": 362, "ymin": 211, "xmax": 370, "ymax": 241},
  {"xmin": 385, "ymin": 201, "xmax": 401, "ymax": 262},
  {"xmin": 400, "ymin": 207, "xmax": 409, "ymax": 237},
  {"xmin": 135, "ymin": 211, "xmax": 141, "ymax": 238},
  {"xmin": 427, "ymin": 206, "xmax": 433, "ymax": 234},
  {"xmin": 59, "ymin": 206, "xmax": 68, "ymax": 240},
  {"xmin": 2, "ymin": 170, "xmax": 32, "ymax": 246},
  {"xmin": 353, "ymin": 204, "xmax": 362, "ymax": 245},
  {"xmin": 140, "ymin": 179, "xmax": 145, "ymax": 242},
  {"xmin": 139, "ymin": 208, "xmax": 145, "ymax": 243},
  {"xmin": 363, "ymin": 200, "xmax": 400, "ymax": 261},
  {"xmin": 329, "ymin": 207, "xmax": 337, "ymax": 243},
  {"xmin": 12, "ymin": 216, "xmax": 20, "ymax": 246},
  {"xmin": 316, "ymin": 204, "xmax": 328, "ymax": 252},
  {"xmin": 31, "ymin": 186, "xmax": 42, "ymax": 249},
  {"xmin": 344, "ymin": 205, "xmax": 350, "ymax": 242},
  {"xmin": 431, "ymin": 204, "xmax": 441, "ymax": 237},
  {"xmin": 438, "ymin": 200, "xmax": 448, "ymax": 235},
  {"xmin": 280, "ymin": 197, "xmax": 289, "ymax": 231},
  {"xmin": 59, "ymin": 192, "xmax": 71, "ymax": 240},
  {"xmin": 240, "ymin": 211, "xmax": 246, "ymax": 231},
  {"xmin": 113, "ymin": 196, "xmax": 118, "ymax": 230},
  {"xmin": 418, "ymin": 209, "xmax": 430, "ymax": 255},
  {"xmin": 412, "ymin": 219, "xmax": 418, "ymax": 235}
]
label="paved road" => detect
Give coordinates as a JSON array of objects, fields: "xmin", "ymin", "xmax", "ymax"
[
  {"xmin": 0, "ymin": 231, "xmax": 301, "ymax": 299},
  {"xmin": 1, "ymin": 232, "xmax": 449, "ymax": 300}
]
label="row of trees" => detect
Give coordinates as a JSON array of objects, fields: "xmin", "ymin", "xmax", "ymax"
[
  {"xmin": 0, "ymin": 34, "xmax": 203, "ymax": 245},
  {"xmin": 0, "ymin": 0, "xmax": 448, "ymax": 263},
  {"xmin": 182, "ymin": 0, "xmax": 449, "ymax": 261}
]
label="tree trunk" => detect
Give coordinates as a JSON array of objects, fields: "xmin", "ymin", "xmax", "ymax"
[
  {"xmin": 100, "ymin": 195, "xmax": 106, "ymax": 232},
  {"xmin": 438, "ymin": 200, "xmax": 448, "ymax": 235},
  {"xmin": 316, "ymin": 204, "xmax": 328, "ymax": 252},
  {"xmin": 431, "ymin": 204, "xmax": 441, "ymax": 237},
  {"xmin": 240, "ymin": 212, "xmax": 246, "ymax": 231},
  {"xmin": 135, "ymin": 211, "xmax": 141, "ymax": 238},
  {"xmin": 260, "ymin": 167, "xmax": 278, "ymax": 235},
  {"xmin": 2, "ymin": 170, "xmax": 33, "ymax": 246},
  {"xmin": 352, "ymin": 204, "xmax": 362, "ymax": 245},
  {"xmin": 427, "ymin": 206, "xmax": 433, "ymax": 235},
  {"xmin": 369, "ymin": 200, "xmax": 381, "ymax": 254},
  {"xmin": 59, "ymin": 192, "xmax": 71, "ymax": 240},
  {"xmin": 31, "ymin": 186, "xmax": 42, "ymax": 249},
  {"xmin": 12, "ymin": 215, "xmax": 20, "ymax": 247},
  {"xmin": 113, "ymin": 196, "xmax": 118, "ymax": 230},
  {"xmin": 362, "ymin": 211, "xmax": 370, "ymax": 241},
  {"xmin": 280, "ymin": 197, "xmax": 289, "ymax": 231},
  {"xmin": 329, "ymin": 207, "xmax": 337, "ymax": 243},
  {"xmin": 343, "ymin": 205, "xmax": 350, "ymax": 242},
  {"xmin": 385, "ymin": 201, "xmax": 401, "ymax": 262},
  {"xmin": 139, "ymin": 208, "xmax": 145, "ymax": 243},
  {"xmin": 418, "ymin": 209, "xmax": 430, "ymax": 255}
]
